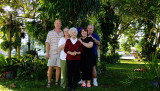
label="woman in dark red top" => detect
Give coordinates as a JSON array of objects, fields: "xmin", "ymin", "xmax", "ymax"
[{"xmin": 64, "ymin": 27, "xmax": 83, "ymax": 91}]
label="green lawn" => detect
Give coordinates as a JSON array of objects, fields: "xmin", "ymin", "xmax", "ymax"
[{"xmin": 0, "ymin": 60, "xmax": 159, "ymax": 91}]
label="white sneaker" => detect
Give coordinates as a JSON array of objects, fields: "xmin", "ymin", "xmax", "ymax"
[
  {"xmin": 78, "ymin": 79, "xmax": 82, "ymax": 84},
  {"xmin": 93, "ymin": 81, "xmax": 98, "ymax": 86}
]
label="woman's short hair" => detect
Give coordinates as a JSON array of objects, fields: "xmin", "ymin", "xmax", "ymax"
[
  {"xmin": 81, "ymin": 28, "xmax": 88, "ymax": 33},
  {"xmin": 69, "ymin": 27, "xmax": 78, "ymax": 35}
]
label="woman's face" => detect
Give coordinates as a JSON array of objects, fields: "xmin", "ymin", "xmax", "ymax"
[
  {"xmin": 70, "ymin": 30, "xmax": 77, "ymax": 39},
  {"xmin": 81, "ymin": 29, "xmax": 87, "ymax": 37},
  {"xmin": 63, "ymin": 28, "xmax": 69, "ymax": 37}
]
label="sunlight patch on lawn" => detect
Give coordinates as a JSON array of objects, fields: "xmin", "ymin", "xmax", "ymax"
[
  {"xmin": 107, "ymin": 67, "xmax": 127, "ymax": 70},
  {"xmin": 120, "ymin": 60, "xmax": 145, "ymax": 64},
  {"xmin": 0, "ymin": 85, "xmax": 13, "ymax": 91}
]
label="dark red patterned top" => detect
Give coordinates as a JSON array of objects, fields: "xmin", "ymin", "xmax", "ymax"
[{"xmin": 64, "ymin": 39, "xmax": 83, "ymax": 60}]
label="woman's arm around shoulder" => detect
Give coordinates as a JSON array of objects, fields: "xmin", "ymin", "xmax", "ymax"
[{"xmin": 64, "ymin": 39, "xmax": 70, "ymax": 53}]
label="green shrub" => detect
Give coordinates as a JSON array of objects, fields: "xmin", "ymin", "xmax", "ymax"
[
  {"xmin": 26, "ymin": 49, "xmax": 38, "ymax": 57},
  {"xmin": 0, "ymin": 54, "xmax": 20, "ymax": 78},
  {"xmin": 0, "ymin": 40, "xmax": 11, "ymax": 51},
  {"xmin": 0, "ymin": 51, "xmax": 47, "ymax": 79},
  {"xmin": 97, "ymin": 61, "xmax": 107, "ymax": 74},
  {"xmin": 0, "ymin": 54, "xmax": 19, "ymax": 73},
  {"xmin": 16, "ymin": 55, "xmax": 48, "ymax": 80},
  {"xmin": 0, "ymin": 54, "xmax": 7, "ymax": 73},
  {"xmin": 100, "ymin": 53, "xmax": 121, "ymax": 64},
  {"xmin": 97, "ymin": 53, "xmax": 121, "ymax": 75}
]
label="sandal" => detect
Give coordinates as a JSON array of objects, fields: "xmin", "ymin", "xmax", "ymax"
[
  {"xmin": 46, "ymin": 83, "xmax": 51, "ymax": 88},
  {"xmin": 81, "ymin": 83, "xmax": 86, "ymax": 88},
  {"xmin": 87, "ymin": 83, "xmax": 91, "ymax": 88},
  {"xmin": 55, "ymin": 82, "xmax": 59, "ymax": 86}
]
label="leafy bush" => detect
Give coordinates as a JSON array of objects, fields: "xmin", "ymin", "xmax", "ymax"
[
  {"xmin": 0, "ymin": 53, "xmax": 48, "ymax": 79},
  {"xmin": 97, "ymin": 53, "xmax": 121, "ymax": 75},
  {"xmin": 26, "ymin": 49, "xmax": 38, "ymax": 57},
  {"xmin": 16, "ymin": 54, "xmax": 48, "ymax": 80},
  {"xmin": 0, "ymin": 40, "xmax": 11, "ymax": 51},
  {"xmin": 100, "ymin": 53, "xmax": 121, "ymax": 64},
  {"xmin": 0, "ymin": 54, "xmax": 20, "ymax": 78},
  {"xmin": 0, "ymin": 54, "xmax": 19, "ymax": 73},
  {"xmin": 0, "ymin": 54, "xmax": 6, "ymax": 73},
  {"xmin": 97, "ymin": 61, "xmax": 107, "ymax": 74}
]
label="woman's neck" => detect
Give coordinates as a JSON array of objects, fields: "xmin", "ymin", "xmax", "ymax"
[
  {"xmin": 71, "ymin": 37, "xmax": 76, "ymax": 40},
  {"xmin": 65, "ymin": 35, "xmax": 70, "ymax": 39},
  {"xmin": 82, "ymin": 36, "xmax": 87, "ymax": 39}
]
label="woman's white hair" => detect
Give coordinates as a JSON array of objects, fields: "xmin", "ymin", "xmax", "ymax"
[{"xmin": 69, "ymin": 27, "xmax": 78, "ymax": 35}]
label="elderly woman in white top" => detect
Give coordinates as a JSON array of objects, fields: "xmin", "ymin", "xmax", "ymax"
[{"xmin": 58, "ymin": 27, "xmax": 70, "ymax": 88}]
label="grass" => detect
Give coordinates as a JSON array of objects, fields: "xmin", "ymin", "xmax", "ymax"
[{"xmin": 0, "ymin": 59, "xmax": 159, "ymax": 91}]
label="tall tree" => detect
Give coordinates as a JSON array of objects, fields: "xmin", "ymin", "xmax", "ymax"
[
  {"xmin": 25, "ymin": 0, "xmax": 100, "ymax": 45},
  {"xmin": 112, "ymin": 0, "xmax": 160, "ymax": 60},
  {"xmin": 98, "ymin": 2, "xmax": 115, "ymax": 54}
]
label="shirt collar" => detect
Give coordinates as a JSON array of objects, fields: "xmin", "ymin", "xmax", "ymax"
[{"xmin": 70, "ymin": 38, "xmax": 77, "ymax": 45}]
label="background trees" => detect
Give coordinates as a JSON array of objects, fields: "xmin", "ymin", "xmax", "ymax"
[
  {"xmin": 0, "ymin": 0, "xmax": 160, "ymax": 61},
  {"xmin": 112, "ymin": 0, "xmax": 160, "ymax": 60},
  {"xmin": 0, "ymin": 0, "xmax": 39, "ymax": 59}
]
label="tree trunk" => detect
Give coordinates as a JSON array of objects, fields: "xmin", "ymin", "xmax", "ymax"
[
  {"xmin": 17, "ymin": 31, "xmax": 21, "ymax": 59},
  {"xmin": 17, "ymin": 45, "xmax": 20, "ymax": 59},
  {"xmin": 8, "ymin": 29, "xmax": 11, "ymax": 58},
  {"xmin": 7, "ymin": 14, "xmax": 12, "ymax": 58}
]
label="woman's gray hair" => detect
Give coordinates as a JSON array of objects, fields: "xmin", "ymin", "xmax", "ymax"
[{"xmin": 69, "ymin": 27, "xmax": 78, "ymax": 35}]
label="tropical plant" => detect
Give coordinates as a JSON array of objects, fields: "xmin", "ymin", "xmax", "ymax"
[
  {"xmin": 0, "ymin": 13, "xmax": 23, "ymax": 59},
  {"xmin": 16, "ymin": 54, "xmax": 48, "ymax": 79},
  {"xmin": 144, "ymin": 52, "xmax": 160, "ymax": 82},
  {"xmin": 0, "ymin": 0, "xmax": 39, "ymax": 58},
  {"xmin": 0, "ymin": 54, "xmax": 20, "ymax": 78}
]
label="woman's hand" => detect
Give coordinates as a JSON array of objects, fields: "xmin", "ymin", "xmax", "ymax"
[
  {"xmin": 76, "ymin": 52, "xmax": 81, "ymax": 55},
  {"xmin": 88, "ymin": 35, "xmax": 96, "ymax": 41},
  {"xmin": 72, "ymin": 51, "xmax": 81, "ymax": 56},
  {"xmin": 71, "ymin": 51, "xmax": 77, "ymax": 56},
  {"xmin": 78, "ymin": 38, "xmax": 83, "ymax": 43}
]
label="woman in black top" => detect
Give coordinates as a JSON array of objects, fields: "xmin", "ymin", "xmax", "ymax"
[{"xmin": 79, "ymin": 28, "xmax": 94, "ymax": 88}]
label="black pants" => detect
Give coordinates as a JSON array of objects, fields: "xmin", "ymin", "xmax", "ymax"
[
  {"xmin": 81, "ymin": 57, "xmax": 93, "ymax": 80},
  {"xmin": 67, "ymin": 60, "xmax": 80, "ymax": 89}
]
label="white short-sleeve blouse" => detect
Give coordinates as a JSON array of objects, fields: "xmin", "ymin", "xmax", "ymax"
[{"xmin": 58, "ymin": 37, "xmax": 67, "ymax": 60}]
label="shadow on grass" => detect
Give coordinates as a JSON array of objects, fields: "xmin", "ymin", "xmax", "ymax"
[{"xmin": 0, "ymin": 78, "xmax": 105, "ymax": 91}]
